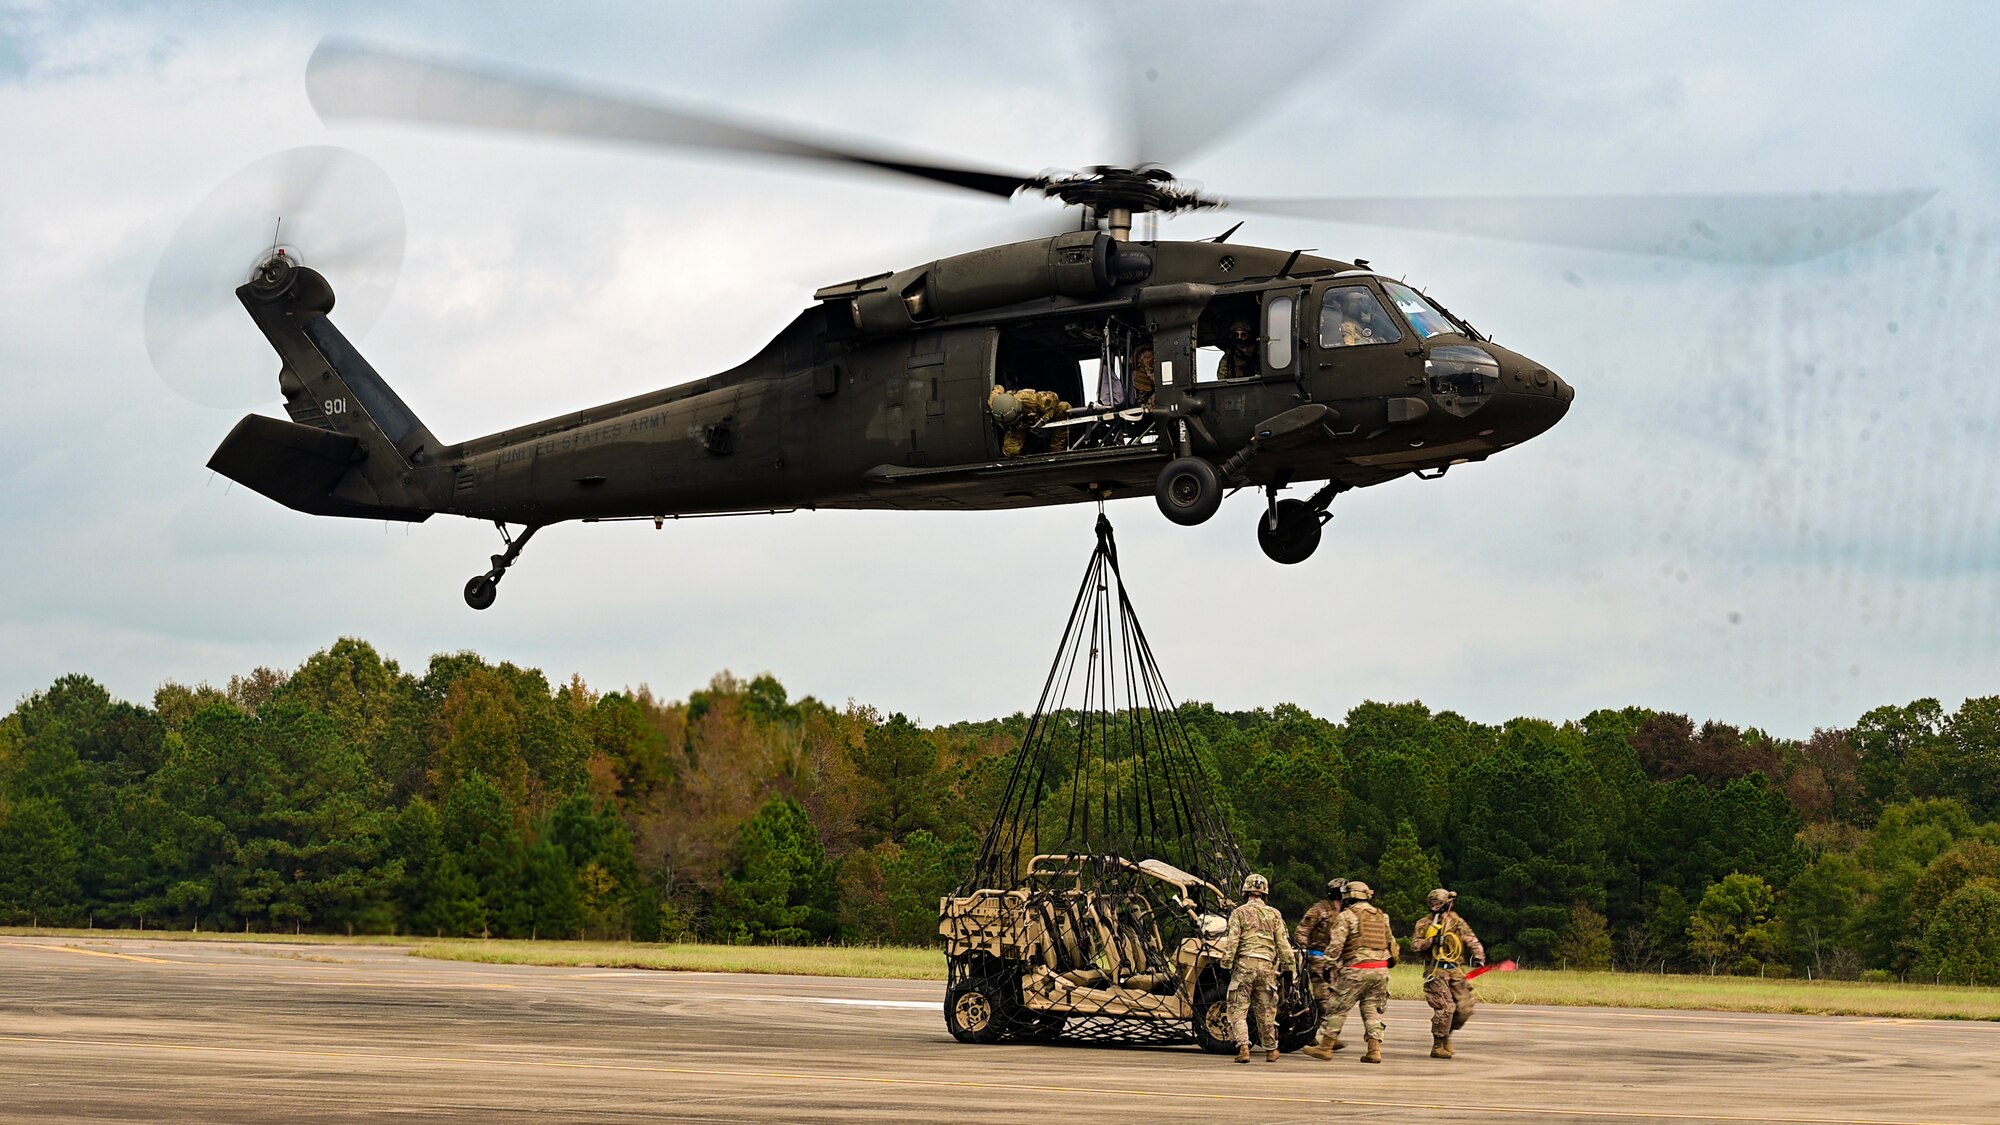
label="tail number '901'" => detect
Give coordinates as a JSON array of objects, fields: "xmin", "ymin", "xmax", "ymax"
[{"xmin": 324, "ymin": 398, "xmax": 348, "ymax": 415}]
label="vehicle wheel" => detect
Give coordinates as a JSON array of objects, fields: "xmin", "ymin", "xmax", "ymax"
[
  {"xmin": 945, "ymin": 976, "xmax": 1015, "ymax": 1044},
  {"xmin": 1256, "ymin": 499, "xmax": 1322, "ymax": 564},
  {"xmin": 1191, "ymin": 981, "xmax": 1237, "ymax": 1055},
  {"xmin": 463, "ymin": 575, "xmax": 498, "ymax": 610},
  {"xmin": 1277, "ymin": 1004, "xmax": 1320, "ymax": 1053},
  {"xmin": 1155, "ymin": 457, "xmax": 1223, "ymax": 526}
]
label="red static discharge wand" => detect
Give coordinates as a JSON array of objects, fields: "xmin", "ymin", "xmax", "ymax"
[{"xmin": 1466, "ymin": 960, "xmax": 1518, "ymax": 980}]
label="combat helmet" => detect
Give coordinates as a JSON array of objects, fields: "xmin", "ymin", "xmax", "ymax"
[
  {"xmin": 1427, "ymin": 887, "xmax": 1457, "ymax": 911},
  {"xmin": 1326, "ymin": 876, "xmax": 1348, "ymax": 897},
  {"xmin": 1344, "ymin": 880, "xmax": 1374, "ymax": 901},
  {"xmin": 1242, "ymin": 873, "xmax": 1270, "ymax": 897}
]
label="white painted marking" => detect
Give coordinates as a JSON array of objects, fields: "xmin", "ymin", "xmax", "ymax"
[{"xmin": 681, "ymin": 994, "xmax": 935, "ymax": 1010}]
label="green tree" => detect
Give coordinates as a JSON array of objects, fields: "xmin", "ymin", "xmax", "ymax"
[
  {"xmin": 1913, "ymin": 879, "xmax": 2000, "ymax": 985},
  {"xmin": 0, "ymin": 798, "xmax": 83, "ymax": 924},
  {"xmin": 878, "ymin": 830, "xmax": 971, "ymax": 945},
  {"xmin": 1687, "ymin": 873, "xmax": 1780, "ymax": 974},
  {"xmin": 712, "ymin": 796, "xmax": 836, "ymax": 944},
  {"xmin": 852, "ymin": 713, "xmax": 941, "ymax": 844},
  {"xmin": 1374, "ymin": 818, "xmax": 1440, "ymax": 929},
  {"xmin": 1450, "ymin": 719, "xmax": 1608, "ymax": 963},
  {"xmin": 1779, "ymin": 853, "xmax": 1864, "ymax": 978},
  {"xmin": 390, "ymin": 798, "xmax": 483, "ymax": 936},
  {"xmin": 1555, "ymin": 903, "xmax": 1613, "ymax": 970}
]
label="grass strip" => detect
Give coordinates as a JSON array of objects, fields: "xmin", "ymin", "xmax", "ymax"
[{"xmin": 10, "ymin": 929, "xmax": 1996, "ymax": 1020}]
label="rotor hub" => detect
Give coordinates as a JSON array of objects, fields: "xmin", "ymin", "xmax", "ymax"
[{"xmin": 1026, "ymin": 165, "xmax": 1219, "ymax": 218}]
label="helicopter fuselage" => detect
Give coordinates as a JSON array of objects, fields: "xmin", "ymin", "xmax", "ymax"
[
  {"xmin": 211, "ymin": 234, "xmax": 1571, "ymax": 603},
  {"xmin": 425, "ymin": 238, "xmax": 1568, "ymax": 522}
]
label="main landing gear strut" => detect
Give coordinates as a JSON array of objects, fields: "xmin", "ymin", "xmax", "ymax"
[
  {"xmin": 464, "ymin": 522, "xmax": 541, "ymax": 610},
  {"xmin": 1256, "ymin": 481, "xmax": 1346, "ymax": 565}
]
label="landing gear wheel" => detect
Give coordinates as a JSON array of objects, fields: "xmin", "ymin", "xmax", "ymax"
[
  {"xmin": 945, "ymin": 977, "xmax": 1015, "ymax": 1044},
  {"xmin": 1156, "ymin": 457, "xmax": 1223, "ymax": 526},
  {"xmin": 1256, "ymin": 499, "xmax": 1323, "ymax": 564},
  {"xmin": 1191, "ymin": 982, "xmax": 1237, "ymax": 1055},
  {"xmin": 463, "ymin": 575, "xmax": 498, "ymax": 611}
]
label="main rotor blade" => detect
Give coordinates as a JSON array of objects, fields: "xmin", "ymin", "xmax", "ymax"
[
  {"xmin": 1225, "ymin": 189, "xmax": 1939, "ymax": 265},
  {"xmin": 306, "ymin": 38, "xmax": 1035, "ymax": 200},
  {"xmin": 1102, "ymin": 1, "xmax": 1411, "ymax": 168}
]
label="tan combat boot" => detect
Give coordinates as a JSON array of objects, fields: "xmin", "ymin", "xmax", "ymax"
[
  {"xmin": 1300, "ymin": 1040, "xmax": 1335, "ymax": 1061},
  {"xmin": 1265, "ymin": 1048, "xmax": 1280, "ymax": 1063},
  {"xmin": 1431, "ymin": 1035, "xmax": 1454, "ymax": 1059},
  {"xmin": 1361, "ymin": 1037, "xmax": 1383, "ymax": 1063},
  {"xmin": 1235, "ymin": 1044, "xmax": 1251, "ymax": 1064}
]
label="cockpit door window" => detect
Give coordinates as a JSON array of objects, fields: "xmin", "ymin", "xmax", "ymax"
[
  {"xmin": 1264, "ymin": 293, "xmax": 1296, "ymax": 372},
  {"xmin": 1318, "ymin": 286, "xmax": 1403, "ymax": 348}
]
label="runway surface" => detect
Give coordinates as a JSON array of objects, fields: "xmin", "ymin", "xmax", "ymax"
[{"xmin": 3, "ymin": 936, "xmax": 1996, "ymax": 1124}]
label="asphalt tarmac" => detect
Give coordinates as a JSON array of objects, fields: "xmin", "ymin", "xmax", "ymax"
[{"xmin": 3, "ymin": 936, "xmax": 1995, "ymax": 1124}]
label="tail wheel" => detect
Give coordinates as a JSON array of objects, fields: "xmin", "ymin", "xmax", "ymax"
[{"xmin": 1156, "ymin": 457, "xmax": 1224, "ymax": 526}]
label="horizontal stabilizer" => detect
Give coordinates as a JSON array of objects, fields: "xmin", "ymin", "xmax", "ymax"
[{"xmin": 208, "ymin": 413, "xmax": 431, "ymax": 522}]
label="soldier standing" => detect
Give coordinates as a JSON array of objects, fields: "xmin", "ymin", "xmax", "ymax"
[
  {"xmin": 1224, "ymin": 872, "xmax": 1295, "ymax": 1064},
  {"xmin": 1319, "ymin": 880, "xmax": 1396, "ymax": 1063},
  {"xmin": 1293, "ymin": 877, "xmax": 1347, "ymax": 1059},
  {"xmin": 1408, "ymin": 887, "xmax": 1485, "ymax": 1059}
]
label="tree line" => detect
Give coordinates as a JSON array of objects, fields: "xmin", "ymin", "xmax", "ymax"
[{"xmin": 2, "ymin": 639, "xmax": 1997, "ymax": 984}]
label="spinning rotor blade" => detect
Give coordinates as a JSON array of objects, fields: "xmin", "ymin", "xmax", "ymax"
[
  {"xmin": 1103, "ymin": 0, "xmax": 1404, "ymax": 169},
  {"xmin": 1225, "ymin": 189, "xmax": 1939, "ymax": 265},
  {"xmin": 307, "ymin": 38, "xmax": 1034, "ymax": 200},
  {"xmin": 144, "ymin": 146, "xmax": 404, "ymax": 410}
]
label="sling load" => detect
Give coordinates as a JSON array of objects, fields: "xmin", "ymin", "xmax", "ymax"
[{"xmin": 939, "ymin": 513, "xmax": 1316, "ymax": 1051}]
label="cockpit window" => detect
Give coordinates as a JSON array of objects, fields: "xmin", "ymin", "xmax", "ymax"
[
  {"xmin": 1318, "ymin": 285, "xmax": 1402, "ymax": 348},
  {"xmin": 1381, "ymin": 280, "xmax": 1467, "ymax": 340}
]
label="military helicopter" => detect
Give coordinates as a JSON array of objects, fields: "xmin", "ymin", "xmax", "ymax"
[{"xmin": 171, "ymin": 38, "xmax": 1931, "ymax": 609}]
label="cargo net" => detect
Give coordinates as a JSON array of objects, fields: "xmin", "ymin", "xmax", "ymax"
[{"xmin": 943, "ymin": 514, "xmax": 1299, "ymax": 1051}]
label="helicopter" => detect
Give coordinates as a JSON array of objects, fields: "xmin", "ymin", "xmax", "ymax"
[{"xmin": 182, "ymin": 38, "xmax": 1930, "ymax": 610}]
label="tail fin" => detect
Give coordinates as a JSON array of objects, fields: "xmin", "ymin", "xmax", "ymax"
[{"xmin": 207, "ymin": 261, "xmax": 441, "ymax": 521}]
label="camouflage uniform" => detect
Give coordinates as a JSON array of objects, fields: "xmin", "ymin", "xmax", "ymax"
[
  {"xmin": 1409, "ymin": 906, "xmax": 1485, "ymax": 1044},
  {"xmin": 1131, "ymin": 345, "xmax": 1157, "ymax": 403},
  {"xmin": 1216, "ymin": 344, "xmax": 1260, "ymax": 380},
  {"xmin": 988, "ymin": 385, "xmax": 1070, "ymax": 457},
  {"xmin": 1293, "ymin": 896, "xmax": 1345, "ymax": 1047},
  {"xmin": 1224, "ymin": 897, "xmax": 1294, "ymax": 1052},
  {"xmin": 1324, "ymin": 900, "xmax": 1396, "ymax": 1054}
]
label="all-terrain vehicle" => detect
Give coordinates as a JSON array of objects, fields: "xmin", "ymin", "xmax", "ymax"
[{"xmin": 939, "ymin": 854, "xmax": 1318, "ymax": 1052}]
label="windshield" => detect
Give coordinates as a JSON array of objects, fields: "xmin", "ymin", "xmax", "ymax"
[{"xmin": 1381, "ymin": 279, "xmax": 1467, "ymax": 340}]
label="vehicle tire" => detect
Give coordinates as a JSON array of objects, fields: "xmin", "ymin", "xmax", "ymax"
[
  {"xmin": 1191, "ymin": 981, "xmax": 1237, "ymax": 1055},
  {"xmin": 1255, "ymin": 499, "xmax": 1322, "ymax": 564},
  {"xmin": 945, "ymin": 973, "xmax": 1016, "ymax": 1044},
  {"xmin": 463, "ymin": 575, "xmax": 498, "ymax": 610},
  {"xmin": 1277, "ymin": 1004, "xmax": 1319, "ymax": 1053},
  {"xmin": 1155, "ymin": 457, "xmax": 1223, "ymax": 526}
]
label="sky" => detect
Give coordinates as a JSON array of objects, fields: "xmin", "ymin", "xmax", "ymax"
[{"xmin": 2, "ymin": 0, "xmax": 1997, "ymax": 737}]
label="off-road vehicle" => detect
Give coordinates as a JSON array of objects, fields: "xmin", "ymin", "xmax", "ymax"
[{"xmin": 940, "ymin": 854, "xmax": 1317, "ymax": 1052}]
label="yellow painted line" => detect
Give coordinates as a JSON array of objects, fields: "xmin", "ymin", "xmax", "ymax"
[
  {"xmin": 0, "ymin": 942, "xmax": 179, "ymax": 965},
  {"xmin": 0, "ymin": 1034, "xmax": 1980, "ymax": 1125}
]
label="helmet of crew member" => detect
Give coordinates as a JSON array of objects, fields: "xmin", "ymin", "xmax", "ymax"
[
  {"xmin": 1427, "ymin": 888, "xmax": 1456, "ymax": 912},
  {"xmin": 1229, "ymin": 318, "xmax": 1255, "ymax": 345},
  {"xmin": 1326, "ymin": 877, "xmax": 1348, "ymax": 897},
  {"xmin": 1241, "ymin": 873, "xmax": 1270, "ymax": 897},
  {"xmin": 1343, "ymin": 880, "xmax": 1374, "ymax": 901}
]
